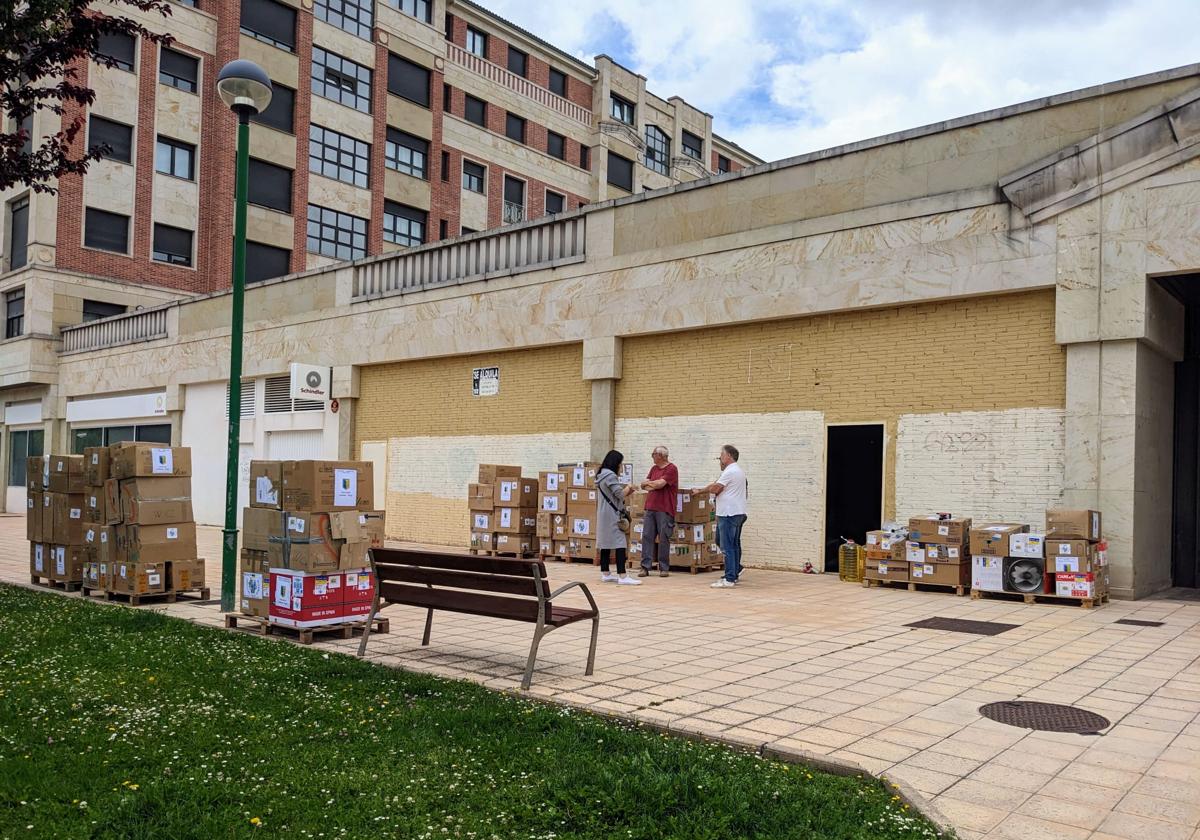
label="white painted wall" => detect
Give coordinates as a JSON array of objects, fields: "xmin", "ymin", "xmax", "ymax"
[
  {"xmin": 895, "ymin": 408, "xmax": 1066, "ymax": 527},
  {"xmin": 181, "ymin": 382, "xmax": 229, "ymax": 527},
  {"xmin": 615, "ymin": 411, "xmax": 826, "ymax": 571}
]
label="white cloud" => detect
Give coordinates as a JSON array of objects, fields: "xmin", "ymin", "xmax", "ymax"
[{"xmin": 478, "ymin": 1, "xmax": 1200, "ymax": 163}]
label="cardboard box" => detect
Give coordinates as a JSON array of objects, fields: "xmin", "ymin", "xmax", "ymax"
[
  {"xmin": 118, "ymin": 477, "xmax": 192, "ymax": 522},
  {"xmin": 26, "ymin": 491, "xmax": 42, "ymax": 542},
  {"xmin": 493, "ymin": 477, "xmax": 537, "ymax": 507},
  {"xmin": 467, "ymin": 483, "xmax": 494, "ymax": 511},
  {"xmin": 905, "ymin": 541, "xmax": 926, "ymax": 564},
  {"xmin": 103, "ymin": 479, "xmax": 122, "ymax": 525},
  {"xmin": 240, "ymin": 568, "xmax": 270, "ymax": 617},
  {"xmin": 907, "ymin": 516, "xmax": 972, "ymax": 545},
  {"xmin": 249, "ymin": 460, "xmax": 283, "ymax": 509},
  {"xmin": 864, "ymin": 543, "xmax": 906, "ymax": 563},
  {"xmin": 971, "ymin": 556, "xmax": 1004, "ymax": 592},
  {"xmin": 537, "ymin": 537, "xmax": 554, "ymax": 556},
  {"xmin": 169, "ymin": 558, "xmax": 206, "ymax": 591},
  {"xmin": 1054, "ymin": 572, "xmax": 1102, "ymax": 599},
  {"xmin": 109, "ymin": 444, "xmax": 192, "ymax": 480},
  {"xmin": 49, "ymin": 545, "xmax": 85, "ymax": 583},
  {"xmin": 552, "ymin": 539, "xmax": 571, "ymax": 557},
  {"xmin": 41, "ymin": 493, "xmax": 53, "ymax": 538},
  {"xmin": 48, "ymin": 455, "xmax": 85, "ymax": 493},
  {"xmin": 85, "ymin": 488, "xmax": 106, "ymax": 524},
  {"xmin": 676, "ymin": 492, "xmax": 715, "ymax": 524},
  {"xmin": 342, "ymin": 568, "xmax": 375, "ymax": 608},
  {"xmin": 121, "ymin": 523, "xmax": 199, "ymax": 564},
  {"xmin": 242, "ymin": 506, "xmax": 281, "ymax": 552},
  {"xmin": 536, "ymin": 511, "xmax": 569, "ymax": 539},
  {"xmin": 51, "ymin": 493, "xmax": 86, "ymax": 545},
  {"xmin": 269, "ymin": 569, "xmax": 346, "ymax": 627},
  {"xmin": 355, "ymin": 511, "xmax": 386, "ymax": 548},
  {"xmin": 266, "ymin": 511, "xmax": 371, "ymax": 573},
  {"xmin": 561, "ymin": 462, "xmax": 598, "ymax": 489},
  {"xmin": 569, "ymin": 511, "xmax": 596, "ymax": 538},
  {"xmin": 469, "ymin": 530, "xmax": 494, "ymax": 551},
  {"xmin": 1052, "ymin": 552, "xmax": 1100, "ymax": 574},
  {"xmin": 566, "ymin": 538, "xmax": 597, "ymax": 560},
  {"xmin": 471, "ymin": 508, "xmax": 495, "ymax": 533},
  {"xmin": 1049, "ymin": 539, "xmax": 1091, "ymax": 559},
  {"xmin": 26, "ymin": 455, "xmax": 46, "ymax": 491},
  {"xmin": 924, "ymin": 543, "xmax": 966, "ymax": 562},
  {"xmin": 30, "ymin": 543, "xmax": 48, "ymax": 578},
  {"xmin": 494, "ymin": 506, "xmax": 536, "ymax": 534},
  {"xmin": 1046, "ymin": 509, "xmax": 1102, "ymax": 542},
  {"xmin": 969, "ymin": 523, "xmax": 1028, "ymax": 557},
  {"xmin": 865, "ymin": 559, "xmax": 910, "ymax": 582},
  {"xmin": 538, "ymin": 470, "xmax": 567, "ymax": 492},
  {"xmin": 281, "ymin": 461, "xmax": 373, "ymax": 511},
  {"xmin": 494, "ymin": 533, "xmax": 535, "ymax": 555},
  {"xmin": 626, "ymin": 492, "xmax": 647, "ymax": 518},
  {"xmin": 865, "ymin": 530, "xmax": 908, "ymax": 551},
  {"xmin": 84, "ymin": 447, "xmax": 110, "ymax": 486},
  {"xmin": 82, "ymin": 522, "xmax": 116, "ymax": 563},
  {"xmin": 673, "ymin": 521, "xmax": 717, "ymax": 545},
  {"xmin": 910, "ymin": 561, "xmax": 968, "ymax": 587},
  {"xmin": 1009, "ymin": 532, "xmax": 1046, "ymax": 559},
  {"xmin": 538, "ymin": 492, "xmax": 566, "ymax": 513},
  {"xmin": 83, "ymin": 560, "xmax": 101, "ymax": 590},
  {"xmin": 566, "ymin": 488, "xmax": 598, "ymax": 508},
  {"xmin": 124, "ymin": 498, "xmax": 194, "ymax": 526},
  {"xmin": 478, "ymin": 464, "xmax": 521, "ymax": 486},
  {"xmin": 628, "ymin": 540, "xmax": 642, "ymax": 559}
]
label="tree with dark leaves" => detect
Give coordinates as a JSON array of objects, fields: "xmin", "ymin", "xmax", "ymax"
[{"xmin": 0, "ymin": 0, "xmax": 174, "ymax": 194}]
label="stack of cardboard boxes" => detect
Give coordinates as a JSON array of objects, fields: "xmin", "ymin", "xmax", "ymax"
[
  {"xmin": 239, "ymin": 460, "xmax": 383, "ymax": 628},
  {"xmin": 971, "ymin": 509, "xmax": 1107, "ymax": 600},
  {"xmin": 468, "ymin": 464, "xmax": 539, "ymax": 556},
  {"xmin": 1046, "ymin": 509, "xmax": 1107, "ymax": 598},
  {"xmin": 864, "ymin": 515, "xmax": 972, "ymax": 589},
  {"xmin": 27, "ymin": 444, "xmax": 201, "ymax": 599},
  {"xmin": 862, "ymin": 524, "xmax": 909, "ymax": 582},
  {"xmin": 626, "ymin": 489, "xmax": 721, "ymax": 572}
]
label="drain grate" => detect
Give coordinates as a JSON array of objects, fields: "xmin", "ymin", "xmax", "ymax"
[
  {"xmin": 1115, "ymin": 618, "xmax": 1165, "ymax": 627},
  {"xmin": 979, "ymin": 701, "xmax": 1109, "ymax": 734},
  {"xmin": 904, "ymin": 616, "xmax": 1018, "ymax": 636}
]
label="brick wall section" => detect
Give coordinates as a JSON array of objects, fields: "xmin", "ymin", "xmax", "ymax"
[
  {"xmin": 355, "ymin": 343, "xmax": 589, "ymax": 443},
  {"xmin": 369, "ymin": 42, "xmax": 388, "ymax": 253},
  {"xmin": 197, "ymin": 7, "xmax": 237, "ymax": 293},
  {"xmin": 54, "ymin": 57, "xmax": 88, "ymax": 268},
  {"xmin": 290, "ymin": 9, "xmax": 315, "ymax": 270}
]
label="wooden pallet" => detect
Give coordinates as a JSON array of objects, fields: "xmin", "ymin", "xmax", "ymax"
[
  {"xmin": 224, "ymin": 613, "xmax": 391, "ymax": 645},
  {"xmin": 538, "ymin": 554, "xmax": 569, "ymax": 563},
  {"xmin": 174, "ymin": 587, "xmax": 212, "ymax": 602},
  {"xmin": 98, "ymin": 589, "xmax": 179, "ymax": 606},
  {"xmin": 970, "ymin": 588, "xmax": 1109, "ymax": 610},
  {"xmin": 30, "ymin": 575, "xmax": 82, "ymax": 593},
  {"xmin": 862, "ymin": 577, "xmax": 967, "ymax": 596},
  {"xmin": 467, "ymin": 548, "xmax": 539, "ymax": 558}
]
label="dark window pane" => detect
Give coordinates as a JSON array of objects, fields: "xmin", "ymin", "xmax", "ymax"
[
  {"xmin": 306, "ymin": 203, "xmax": 368, "ymax": 260},
  {"xmin": 507, "ymin": 47, "xmax": 526, "ymax": 77},
  {"xmin": 246, "ymin": 240, "xmax": 291, "ymax": 284},
  {"xmin": 383, "ymin": 201, "xmax": 425, "ymax": 247},
  {"xmin": 312, "ymin": 47, "xmax": 372, "ymax": 113},
  {"xmin": 548, "ymin": 68, "xmax": 566, "ymax": 97},
  {"xmin": 89, "ymin": 116, "xmax": 132, "ymax": 163},
  {"xmin": 503, "ymin": 175, "xmax": 523, "ymax": 204},
  {"xmin": 10, "ymin": 429, "xmax": 44, "ymax": 485},
  {"xmin": 505, "ymin": 112, "xmax": 525, "ymax": 143},
  {"xmin": 96, "ymin": 32, "xmax": 135, "ymax": 71},
  {"xmin": 159, "ymin": 47, "xmax": 198, "ymax": 92},
  {"xmin": 610, "ymin": 94, "xmax": 634, "ymax": 125},
  {"xmin": 308, "ymin": 124, "xmax": 370, "ymax": 188},
  {"xmin": 607, "ymin": 151, "xmax": 633, "ymax": 191},
  {"xmin": 389, "ymin": 0, "xmax": 430, "ymax": 22},
  {"xmin": 717, "ymin": 154, "xmax": 731, "ymax": 173},
  {"xmin": 545, "ymin": 191, "xmax": 564, "ymax": 214},
  {"xmin": 9, "ymin": 198, "xmax": 29, "ymax": 271},
  {"xmin": 152, "ymin": 223, "xmax": 193, "ymax": 266},
  {"xmin": 84, "ymin": 208, "xmax": 129, "ymax": 253},
  {"xmin": 644, "ymin": 124, "xmax": 669, "ymax": 175},
  {"xmin": 387, "ymin": 54, "xmax": 430, "ymax": 107},
  {"xmin": 547, "ymin": 131, "xmax": 565, "ymax": 160},
  {"xmin": 248, "ymin": 159, "xmax": 293, "ymax": 212},
  {"xmin": 462, "ymin": 160, "xmax": 484, "ymax": 192},
  {"xmin": 385, "ymin": 128, "xmax": 428, "ymax": 178},
  {"xmin": 315, "ymin": 0, "xmax": 373, "ymax": 40},
  {"xmin": 135, "ymin": 424, "xmax": 172, "ymax": 443},
  {"xmin": 5, "ymin": 287, "xmax": 24, "ymax": 338},
  {"xmin": 155, "ymin": 136, "xmax": 195, "ymax": 180},
  {"xmin": 104, "ymin": 426, "xmax": 135, "ymax": 446},
  {"xmin": 443, "ymin": 82, "xmax": 451, "ymax": 110},
  {"xmin": 580, "ymin": 145, "xmax": 590, "ymax": 170},
  {"xmin": 240, "ymin": 0, "xmax": 296, "ymax": 50},
  {"xmin": 681, "ymin": 130, "xmax": 702, "ymax": 160},
  {"xmin": 464, "ymin": 95, "xmax": 486, "ymax": 127},
  {"xmin": 82, "ymin": 299, "xmax": 126, "ymax": 322},
  {"xmin": 440, "ymin": 150, "xmax": 449, "ymax": 181},
  {"xmin": 250, "ymin": 83, "xmax": 294, "ymax": 133},
  {"xmin": 71, "ymin": 428, "xmax": 103, "ymax": 456},
  {"xmin": 466, "ymin": 27, "xmax": 486, "ymax": 57}
]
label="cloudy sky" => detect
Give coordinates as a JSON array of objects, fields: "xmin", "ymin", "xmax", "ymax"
[{"xmin": 483, "ymin": 0, "xmax": 1200, "ymax": 163}]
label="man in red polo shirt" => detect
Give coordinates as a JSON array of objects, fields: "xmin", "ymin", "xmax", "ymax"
[{"xmin": 638, "ymin": 445, "xmax": 678, "ymax": 577}]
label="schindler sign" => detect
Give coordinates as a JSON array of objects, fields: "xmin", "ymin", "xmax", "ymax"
[{"xmin": 289, "ymin": 363, "xmax": 330, "ymax": 401}]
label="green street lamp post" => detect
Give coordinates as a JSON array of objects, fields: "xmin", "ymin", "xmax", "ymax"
[{"xmin": 216, "ymin": 60, "xmax": 273, "ymax": 612}]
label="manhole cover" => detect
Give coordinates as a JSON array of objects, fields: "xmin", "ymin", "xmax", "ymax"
[
  {"xmin": 904, "ymin": 617, "xmax": 1018, "ymax": 636},
  {"xmin": 979, "ymin": 701, "xmax": 1109, "ymax": 734},
  {"xmin": 1115, "ymin": 618, "xmax": 1165, "ymax": 627}
]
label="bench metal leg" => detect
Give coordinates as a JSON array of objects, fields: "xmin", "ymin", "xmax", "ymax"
[
  {"xmin": 586, "ymin": 614, "xmax": 598, "ymax": 677},
  {"xmin": 522, "ymin": 625, "xmax": 548, "ymax": 690},
  {"xmin": 421, "ymin": 608, "xmax": 433, "ymax": 646},
  {"xmin": 357, "ymin": 592, "xmax": 381, "ymax": 659}
]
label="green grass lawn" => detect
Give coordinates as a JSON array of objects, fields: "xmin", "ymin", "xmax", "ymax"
[{"xmin": 0, "ymin": 585, "xmax": 952, "ymax": 839}]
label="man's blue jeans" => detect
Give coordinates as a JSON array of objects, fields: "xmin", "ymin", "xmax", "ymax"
[{"xmin": 717, "ymin": 514, "xmax": 747, "ymax": 583}]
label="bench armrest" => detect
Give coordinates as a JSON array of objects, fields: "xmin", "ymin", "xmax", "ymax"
[{"xmin": 548, "ymin": 580, "xmax": 599, "ymax": 614}]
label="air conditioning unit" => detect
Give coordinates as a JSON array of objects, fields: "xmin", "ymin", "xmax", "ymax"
[{"xmin": 1003, "ymin": 557, "xmax": 1046, "ymax": 594}]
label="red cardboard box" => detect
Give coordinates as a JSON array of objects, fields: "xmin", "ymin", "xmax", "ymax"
[{"xmin": 269, "ymin": 569, "xmax": 345, "ymax": 627}]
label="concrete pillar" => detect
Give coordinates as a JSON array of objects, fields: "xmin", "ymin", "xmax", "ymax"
[
  {"xmin": 332, "ymin": 365, "xmax": 360, "ymax": 460},
  {"xmin": 582, "ymin": 337, "xmax": 622, "ymax": 462}
]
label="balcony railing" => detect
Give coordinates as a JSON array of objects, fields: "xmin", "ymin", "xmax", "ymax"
[
  {"xmin": 60, "ymin": 304, "xmax": 171, "ymax": 354},
  {"xmin": 353, "ymin": 213, "xmax": 586, "ymax": 301},
  {"xmin": 503, "ymin": 201, "xmax": 525, "ymax": 224},
  {"xmin": 447, "ymin": 43, "xmax": 592, "ymax": 127}
]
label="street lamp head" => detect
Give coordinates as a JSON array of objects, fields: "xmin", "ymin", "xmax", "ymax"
[{"xmin": 216, "ymin": 59, "xmax": 272, "ymax": 116}]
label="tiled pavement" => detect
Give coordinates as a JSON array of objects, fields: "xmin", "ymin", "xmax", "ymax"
[{"xmin": 4, "ymin": 514, "xmax": 1200, "ymax": 840}]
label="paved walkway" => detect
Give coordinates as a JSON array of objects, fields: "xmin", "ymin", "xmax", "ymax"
[{"xmin": 4, "ymin": 514, "xmax": 1200, "ymax": 840}]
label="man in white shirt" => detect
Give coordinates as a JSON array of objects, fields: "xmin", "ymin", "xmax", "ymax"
[{"xmin": 693, "ymin": 444, "xmax": 747, "ymax": 589}]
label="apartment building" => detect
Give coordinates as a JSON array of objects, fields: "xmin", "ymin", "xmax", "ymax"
[{"xmin": 0, "ymin": 0, "xmax": 759, "ymax": 300}]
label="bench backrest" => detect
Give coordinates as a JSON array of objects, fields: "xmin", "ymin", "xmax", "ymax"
[{"xmin": 370, "ymin": 547, "xmax": 551, "ymax": 623}]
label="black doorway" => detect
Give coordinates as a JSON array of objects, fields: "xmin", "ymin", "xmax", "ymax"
[
  {"xmin": 1164, "ymin": 275, "xmax": 1200, "ymax": 588},
  {"xmin": 825, "ymin": 424, "xmax": 884, "ymax": 573}
]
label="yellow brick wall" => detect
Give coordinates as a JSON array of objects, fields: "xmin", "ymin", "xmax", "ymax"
[{"xmin": 616, "ymin": 289, "xmax": 1065, "ymax": 517}]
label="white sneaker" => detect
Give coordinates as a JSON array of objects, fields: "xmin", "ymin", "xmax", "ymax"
[
  {"xmin": 617, "ymin": 575, "xmax": 643, "ymax": 585},
  {"xmin": 711, "ymin": 579, "xmax": 736, "ymax": 589},
  {"xmin": 600, "ymin": 573, "xmax": 619, "ymax": 583}
]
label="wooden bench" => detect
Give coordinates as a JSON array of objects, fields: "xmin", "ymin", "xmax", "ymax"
[{"xmin": 357, "ymin": 548, "xmax": 599, "ymax": 689}]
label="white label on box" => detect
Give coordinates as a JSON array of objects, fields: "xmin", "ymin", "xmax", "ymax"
[
  {"xmin": 56, "ymin": 555, "xmax": 65, "ymax": 575},
  {"xmin": 866, "ymin": 534, "xmax": 878, "ymax": 545},
  {"xmin": 878, "ymin": 562, "xmax": 888, "ymax": 574},
  {"xmin": 288, "ymin": 517, "xmax": 305, "ymax": 533},
  {"xmin": 542, "ymin": 497, "xmax": 559, "ymax": 512},
  {"xmin": 44, "ymin": 497, "xmax": 49, "ymax": 507},
  {"xmin": 328, "ymin": 575, "xmax": 340, "ymax": 589},
  {"xmin": 1055, "ymin": 557, "xmax": 1082, "ymax": 573},
  {"xmin": 27, "ymin": 498, "xmax": 32, "ymax": 510},
  {"xmin": 573, "ymin": 467, "xmax": 584, "ymax": 486},
  {"xmin": 358, "ymin": 576, "xmax": 369, "ymax": 590},
  {"xmin": 345, "ymin": 572, "xmax": 358, "ymax": 587},
  {"xmin": 91, "ymin": 453, "xmax": 99, "ymax": 465},
  {"xmin": 100, "ymin": 532, "xmax": 108, "ymax": 544},
  {"xmin": 947, "ymin": 547, "xmax": 959, "ymax": 559},
  {"xmin": 572, "ymin": 518, "xmax": 591, "ymax": 536},
  {"xmin": 499, "ymin": 481, "xmax": 514, "ymax": 502},
  {"xmin": 34, "ymin": 544, "xmax": 42, "ymax": 562},
  {"xmin": 255, "ymin": 476, "xmax": 278, "ymax": 505},
  {"xmin": 273, "ymin": 575, "xmax": 292, "ymax": 607},
  {"xmin": 1058, "ymin": 543, "xmax": 1072, "ymax": 555},
  {"xmin": 148, "ymin": 572, "xmax": 161, "ymax": 586},
  {"xmin": 56, "ymin": 460, "xmax": 64, "ymax": 471},
  {"xmin": 937, "ymin": 525, "xmax": 950, "ymax": 536},
  {"xmin": 243, "ymin": 572, "xmax": 264, "ymax": 599},
  {"xmin": 500, "ymin": 508, "xmax": 512, "ymax": 528},
  {"xmin": 924, "ymin": 564, "xmax": 935, "ymax": 575},
  {"xmin": 90, "ymin": 495, "xmax": 97, "ymax": 508},
  {"xmin": 166, "ymin": 527, "xmax": 179, "ymax": 540},
  {"xmin": 86, "ymin": 529, "xmax": 95, "ymax": 543},
  {"xmin": 151, "ymin": 448, "xmax": 173, "ymax": 474},
  {"xmin": 1091, "ymin": 512, "xmax": 1100, "ymax": 539},
  {"xmin": 333, "ymin": 469, "xmax": 357, "ymax": 506},
  {"xmin": 473, "ymin": 513, "xmax": 488, "ymax": 529},
  {"xmin": 313, "ymin": 577, "xmax": 328, "ymax": 596},
  {"xmin": 547, "ymin": 474, "xmax": 559, "ymax": 491},
  {"xmin": 120, "ymin": 564, "xmax": 128, "ymax": 579},
  {"xmin": 359, "ymin": 515, "xmax": 367, "ymax": 525},
  {"xmin": 694, "ymin": 525, "xmax": 705, "ymax": 542},
  {"xmin": 70, "ymin": 508, "xmax": 81, "ymax": 519},
  {"xmin": 928, "ymin": 546, "xmax": 940, "ymax": 559},
  {"xmin": 292, "ymin": 596, "xmax": 302, "ymax": 611}
]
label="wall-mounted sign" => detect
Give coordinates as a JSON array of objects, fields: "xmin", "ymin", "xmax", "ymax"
[
  {"xmin": 472, "ymin": 367, "xmax": 499, "ymax": 397},
  {"xmin": 290, "ymin": 363, "xmax": 330, "ymax": 401}
]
